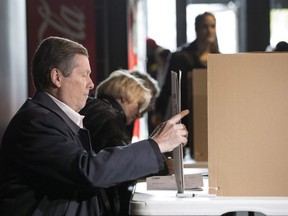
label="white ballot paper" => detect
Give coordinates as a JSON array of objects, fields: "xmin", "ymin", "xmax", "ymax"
[
  {"xmin": 146, "ymin": 173, "xmax": 203, "ymax": 190},
  {"xmin": 146, "ymin": 71, "xmax": 203, "ymax": 192}
]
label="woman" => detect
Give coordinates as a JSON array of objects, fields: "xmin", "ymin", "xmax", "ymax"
[
  {"xmin": 80, "ymin": 69, "xmax": 152, "ymax": 216},
  {"xmin": 81, "ymin": 70, "xmax": 151, "ymax": 151}
]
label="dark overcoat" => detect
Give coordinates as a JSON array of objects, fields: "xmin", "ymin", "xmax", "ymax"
[{"xmin": 0, "ymin": 91, "xmax": 164, "ymax": 216}]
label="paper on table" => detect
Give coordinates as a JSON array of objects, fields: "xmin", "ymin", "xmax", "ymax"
[{"xmin": 146, "ymin": 173, "xmax": 203, "ymax": 190}]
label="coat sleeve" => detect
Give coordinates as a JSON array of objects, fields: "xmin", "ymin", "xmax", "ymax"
[{"xmin": 5, "ymin": 106, "xmax": 165, "ymax": 191}]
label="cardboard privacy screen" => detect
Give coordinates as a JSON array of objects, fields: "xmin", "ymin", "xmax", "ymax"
[
  {"xmin": 208, "ymin": 53, "xmax": 288, "ymax": 196},
  {"xmin": 187, "ymin": 69, "xmax": 208, "ymax": 161}
]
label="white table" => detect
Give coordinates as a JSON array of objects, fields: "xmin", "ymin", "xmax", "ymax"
[{"xmin": 130, "ymin": 173, "xmax": 288, "ymax": 216}]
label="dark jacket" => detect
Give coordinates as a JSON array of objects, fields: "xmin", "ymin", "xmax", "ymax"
[
  {"xmin": 80, "ymin": 96, "xmax": 130, "ymax": 152},
  {"xmin": 0, "ymin": 91, "xmax": 164, "ymax": 216},
  {"xmin": 80, "ymin": 96, "xmax": 140, "ymax": 216},
  {"xmin": 155, "ymin": 40, "xmax": 207, "ymax": 117},
  {"xmin": 154, "ymin": 40, "xmax": 212, "ymax": 159},
  {"xmin": 80, "ymin": 96, "xmax": 132, "ymax": 216}
]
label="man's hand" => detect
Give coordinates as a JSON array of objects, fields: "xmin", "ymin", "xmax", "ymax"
[{"xmin": 151, "ymin": 110, "xmax": 189, "ymax": 153}]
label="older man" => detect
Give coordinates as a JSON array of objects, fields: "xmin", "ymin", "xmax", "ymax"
[{"xmin": 0, "ymin": 36, "xmax": 188, "ymax": 216}]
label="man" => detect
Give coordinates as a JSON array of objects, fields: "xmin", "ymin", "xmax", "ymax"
[
  {"xmin": 154, "ymin": 12, "xmax": 219, "ymax": 159},
  {"xmin": 0, "ymin": 36, "xmax": 189, "ymax": 216}
]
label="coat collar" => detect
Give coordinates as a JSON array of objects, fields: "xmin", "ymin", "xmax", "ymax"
[
  {"xmin": 98, "ymin": 95, "xmax": 126, "ymax": 122},
  {"xmin": 31, "ymin": 91, "xmax": 81, "ymax": 135}
]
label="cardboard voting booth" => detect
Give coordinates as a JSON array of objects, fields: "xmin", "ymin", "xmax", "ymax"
[
  {"xmin": 130, "ymin": 56, "xmax": 288, "ymax": 215},
  {"xmin": 208, "ymin": 53, "xmax": 288, "ymax": 196},
  {"xmin": 187, "ymin": 69, "xmax": 208, "ymax": 161}
]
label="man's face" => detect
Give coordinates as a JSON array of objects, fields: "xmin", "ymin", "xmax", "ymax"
[
  {"xmin": 197, "ymin": 15, "xmax": 216, "ymax": 43},
  {"xmin": 59, "ymin": 54, "xmax": 94, "ymax": 112}
]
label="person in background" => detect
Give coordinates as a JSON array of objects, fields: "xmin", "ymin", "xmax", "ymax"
[
  {"xmin": 80, "ymin": 69, "xmax": 153, "ymax": 216},
  {"xmin": 146, "ymin": 38, "xmax": 160, "ymax": 79},
  {"xmin": 149, "ymin": 48, "xmax": 171, "ymax": 130},
  {"xmin": 80, "ymin": 70, "xmax": 173, "ymax": 216},
  {"xmin": 146, "ymin": 38, "xmax": 171, "ymax": 91},
  {"xmin": 155, "ymin": 48, "xmax": 171, "ymax": 91},
  {"xmin": 80, "ymin": 69, "xmax": 151, "ymax": 153},
  {"xmin": 0, "ymin": 36, "xmax": 189, "ymax": 216},
  {"xmin": 154, "ymin": 11, "xmax": 219, "ymax": 159}
]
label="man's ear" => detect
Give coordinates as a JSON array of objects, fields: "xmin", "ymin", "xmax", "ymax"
[{"xmin": 50, "ymin": 68, "xmax": 62, "ymax": 88}]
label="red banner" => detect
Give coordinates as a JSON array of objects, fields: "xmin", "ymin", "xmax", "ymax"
[{"xmin": 27, "ymin": 0, "xmax": 97, "ymax": 96}]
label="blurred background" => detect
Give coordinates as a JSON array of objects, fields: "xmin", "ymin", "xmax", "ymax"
[{"xmin": 1, "ymin": 0, "xmax": 287, "ymax": 143}]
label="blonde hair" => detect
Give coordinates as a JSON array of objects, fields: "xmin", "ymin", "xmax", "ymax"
[
  {"xmin": 130, "ymin": 70, "xmax": 160, "ymax": 98},
  {"xmin": 96, "ymin": 70, "xmax": 151, "ymax": 113}
]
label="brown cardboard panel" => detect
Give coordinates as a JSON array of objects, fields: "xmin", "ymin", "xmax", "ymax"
[
  {"xmin": 188, "ymin": 69, "xmax": 208, "ymax": 161},
  {"xmin": 208, "ymin": 53, "xmax": 288, "ymax": 196}
]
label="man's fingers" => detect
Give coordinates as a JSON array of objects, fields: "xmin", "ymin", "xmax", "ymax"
[
  {"xmin": 169, "ymin": 109, "xmax": 189, "ymax": 124},
  {"xmin": 179, "ymin": 109, "xmax": 189, "ymax": 119}
]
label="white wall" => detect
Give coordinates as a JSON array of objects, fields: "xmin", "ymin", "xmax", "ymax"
[
  {"xmin": 146, "ymin": 0, "xmax": 177, "ymax": 52},
  {"xmin": 0, "ymin": 0, "xmax": 27, "ymax": 141}
]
